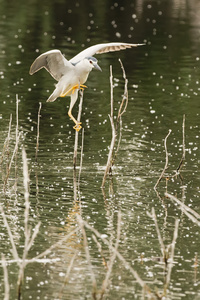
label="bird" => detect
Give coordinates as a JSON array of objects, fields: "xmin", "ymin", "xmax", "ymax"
[{"xmin": 29, "ymin": 42, "xmax": 144, "ymax": 131}]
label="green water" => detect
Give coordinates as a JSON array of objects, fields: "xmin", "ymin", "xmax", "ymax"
[{"xmin": 0, "ymin": 0, "xmax": 200, "ymax": 299}]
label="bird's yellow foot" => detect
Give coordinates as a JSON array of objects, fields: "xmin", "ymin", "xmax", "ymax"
[
  {"xmin": 61, "ymin": 84, "xmax": 87, "ymax": 97},
  {"xmin": 72, "ymin": 84, "xmax": 87, "ymax": 95},
  {"xmin": 73, "ymin": 122, "xmax": 82, "ymax": 132}
]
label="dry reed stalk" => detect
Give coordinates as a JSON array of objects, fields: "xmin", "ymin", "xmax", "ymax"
[
  {"xmin": 164, "ymin": 219, "xmax": 179, "ymax": 293},
  {"xmin": 101, "ymin": 66, "xmax": 116, "ymax": 188},
  {"xmin": 154, "ymin": 115, "xmax": 186, "ymax": 190},
  {"xmin": 165, "ymin": 192, "xmax": 200, "ymax": 226},
  {"xmin": 14, "ymin": 95, "xmax": 19, "ymax": 188},
  {"xmin": 1, "ymin": 254, "xmax": 9, "ymax": 300},
  {"xmin": 0, "ymin": 114, "xmax": 12, "ymax": 167},
  {"xmin": 73, "ymin": 167, "xmax": 78, "ymax": 203},
  {"xmin": 17, "ymin": 149, "xmax": 41, "ymax": 298},
  {"xmin": 35, "ymin": 102, "xmax": 42, "ymax": 162},
  {"xmin": 3, "ymin": 131, "xmax": 21, "ymax": 190},
  {"xmin": 17, "ymin": 148, "xmax": 31, "ymax": 296},
  {"xmin": 148, "ymin": 207, "xmax": 179, "ymax": 298},
  {"xmin": 176, "ymin": 114, "xmax": 185, "ymax": 172},
  {"xmin": 78, "ymin": 128, "xmax": 84, "ymax": 189},
  {"xmin": 101, "ymin": 61, "xmax": 128, "ymax": 188},
  {"xmin": 100, "ymin": 211, "xmax": 121, "ymax": 299},
  {"xmin": 16, "ymin": 95, "xmax": 19, "ymax": 144},
  {"xmin": 77, "ymin": 215, "xmax": 97, "ymax": 299},
  {"xmin": 80, "ymin": 217, "xmax": 152, "ymax": 297},
  {"xmin": 3, "ymin": 97, "xmax": 20, "ymax": 189},
  {"xmin": 58, "ymin": 251, "xmax": 78, "ymax": 299},
  {"xmin": 0, "ymin": 205, "xmax": 19, "ymax": 261},
  {"xmin": 73, "ymin": 90, "xmax": 84, "ymax": 168},
  {"xmin": 30, "ymin": 227, "xmax": 79, "ymax": 262},
  {"xmin": 92, "ymin": 234, "xmax": 108, "ymax": 269},
  {"xmin": 147, "ymin": 208, "xmax": 165, "ymax": 258},
  {"xmin": 114, "ymin": 59, "xmax": 128, "ymax": 158},
  {"xmin": 154, "ymin": 129, "xmax": 172, "ymax": 190}
]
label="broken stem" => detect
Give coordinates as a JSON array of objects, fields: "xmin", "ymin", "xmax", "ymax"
[
  {"xmin": 35, "ymin": 102, "xmax": 42, "ymax": 163},
  {"xmin": 154, "ymin": 129, "xmax": 172, "ymax": 189}
]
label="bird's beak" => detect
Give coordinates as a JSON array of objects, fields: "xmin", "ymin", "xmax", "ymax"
[{"xmin": 94, "ymin": 63, "xmax": 102, "ymax": 72}]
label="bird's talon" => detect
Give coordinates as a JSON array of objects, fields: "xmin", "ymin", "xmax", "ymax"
[{"xmin": 73, "ymin": 123, "xmax": 82, "ymax": 132}]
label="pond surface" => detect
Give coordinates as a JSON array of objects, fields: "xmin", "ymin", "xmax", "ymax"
[{"xmin": 0, "ymin": 0, "xmax": 200, "ymax": 299}]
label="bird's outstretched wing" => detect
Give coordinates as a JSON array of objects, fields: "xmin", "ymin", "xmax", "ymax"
[
  {"xmin": 70, "ymin": 42, "xmax": 144, "ymax": 64},
  {"xmin": 29, "ymin": 49, "xmax": 73, "ymax": 81}
]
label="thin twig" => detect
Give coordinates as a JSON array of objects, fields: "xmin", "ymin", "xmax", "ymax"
[
  {"xmin": 15, "ymin": 94, "xmax": 18, "ymax": 136},
  {"xmin": 82, "ymin": 219, "xmax": 151, "ymax": 295},
  {"xmin": 113, "ymin": 59, "xmax": 128, "ymax": 162},
  {"xmin": 3, "ymin": 132, "xmax": 22, "ymax": 189},
  {"xmin": 0, "ymin": 114, "xmax": 12, "ymax": 166},
  {"xmin": 27, "ymin": 222, "xmax": 41, "ymax": 252},
  {"xmin": 78, "ymin": 128, "xmax": 84, "ymax": 189},
  {"xmin": 176, "ymin": 114, "xmax": 185, "ymax": 172},
  {"xmin": 100, "ymin": 211, "xmax": 121, "ymax": 299},
  {"xmin": 22, "ymin": 148, "xmax": 30, "ymax": 237},
  {"xmin": 58, "ymin": 251, "xmax": 78, "ymax": 299},
  {"xmin": 101, "ymin": 61, "xmax": 128, "ymax": 188},
  {"xmin": 0, "ymin": 205, "xmax": 19, "ymax": 261},
  {"xmin": 16, "ymin": 95, "xmax": 19, "ymax": 145},
  {"xmin": 35, "ymin": 102, "xmax": 42, "ymax": 163},
  {"xmin": 73, "ymin": 91, "xmax": 84, "ymax": 169},
  {"xmin": 77, "ymin": 215, "xmax": 97, "ymax": 299},
  {"xmin": 1, "ymin": 254, "xmax": 9, "ymax": 300},
  {"xmin": 101, "ymin": 66, "xmax": 116, "ymax": 188},
  {"xmin": 147, "ymin": 208, "xmax": 165, "ymax": 257},
  {"xmin": 92, "ymin": 234, "xmax": 107, "ymax": 269},
  {"xmin": 116, "ymin": 59, "xmax": 128, "ymax": 125},
  {"xmin": 17, "ymin": 148, "xmax": 31, "ymax": 295},
  {"xmin": 15, "ymin": 95, "xmax": 19, "ymax": 189},
  {"xmin": 30, "ymin": 228, "xmax": 79, "ymax": 261},
  {"xmin": 165, "ymin": 192, "xmax": 200, "ymax": 226},
  {"xmin": 154, "ymin": 129, "xmax": 172, "ymax": 190},
  {"xmin": 164, "ymin": 219, "xmax": 179, "ymax": 293}
]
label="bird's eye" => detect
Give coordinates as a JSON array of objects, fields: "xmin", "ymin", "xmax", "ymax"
[{"xmin": 89, "ymin": 60, "xmax": 93, "ymax": 64}]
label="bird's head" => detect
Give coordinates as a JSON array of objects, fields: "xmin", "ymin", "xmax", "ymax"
[{"xmin": 84, "ymin": 56, "xmax": 102, "ymax": 72}]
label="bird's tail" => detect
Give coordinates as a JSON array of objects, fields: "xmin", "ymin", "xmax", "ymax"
[
  {"xmin": 46, "ymin": 85, "xmax": 62, "ymax": 102},
  {"xmin": 46, "ymin": 93, "xmax": 57, "ymax": 102}
]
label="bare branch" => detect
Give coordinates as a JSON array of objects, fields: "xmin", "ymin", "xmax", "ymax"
[
  {"xmin": 164, "ymin": 219, "xmax": 179, "ymax": 292},
  {"xmin": 0, "ymin": 114, "xmax": 12, "ymax": 166},
  {"xmin": 73, "ymin": 91, "xmax": 84, "ymax": 169},
  {"xmin": 154, "ymin": 129, "xmax": 172, "ymax": 189},
  {"xmin": 176, "ymin": 114, "xmax": 185, "ymax": 172},
  {"xmin": 82, "ymin": 218, "xmax": 151, "ymax": 295},
  {"xmin": 78, "ymin": 128, "xmax": 84, "ymax": 189},
  {"xmin": 165, "ymin": 192, "xmax": 200, "ymax": 226},
  {"xmin": 0, "ymin": 205, "xmax": 19, "ymax": 261},
  {"xmin": 147, "ymin": 208, "xmax": 165, "ymax": 257},
  {"xmin": 100, "ymin": 211, "xmax": 121, "ymax": 298},
  {"xmin": 101, "ymin": 66, "xmax": 116, "ymax": 188},
  {"xmin": 35, "ymin": 102, "xmax": 42, "ymax": 163},
  {"xmin": 77, "ymin": 215, "xmax": 97, "ymax": 298},
  {"xmin": 1, "ymin": 254, "xmax": 9, "ymax": 300}
]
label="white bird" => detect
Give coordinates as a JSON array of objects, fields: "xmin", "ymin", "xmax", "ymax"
[{"xmin": 29, "ymin": 42, "xmax": 144, "ymax": 131}]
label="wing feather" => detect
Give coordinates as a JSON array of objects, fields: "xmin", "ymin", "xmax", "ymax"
[
  {"xmin": 29, "ymin": 50, "xmax": 72, "ymax": 81},
  {"xmin": 70, "ymin": 42, "xmax": 144, "ymax": 64}
]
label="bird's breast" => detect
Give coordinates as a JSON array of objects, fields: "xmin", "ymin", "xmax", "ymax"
[
  {"xmin": 79, "ymin": 72, "xmax": 89, "ymax": 84},
  {"xmin": 74, "ymin": 64, "xmax": 91, "ymax": 84}
]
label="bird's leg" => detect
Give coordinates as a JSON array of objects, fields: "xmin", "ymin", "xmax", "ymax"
[
  {"xmin": 61, "ymin": 84, "xmax": 87, "ymax": 97},
  {"xmin": 68, "ymin": 90, "xmax": 82, "ymax": 132},
  {"xmin": 68, "ymin": 109, "xmax": 82, "ymax": 132}
]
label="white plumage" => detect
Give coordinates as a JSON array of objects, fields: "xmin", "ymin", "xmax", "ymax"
[{"xmin": 30, "ymin": 42, "xmax": 144, "ymax": 131}]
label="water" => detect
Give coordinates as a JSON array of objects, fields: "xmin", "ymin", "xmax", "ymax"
[{"xmin": 0, "ymin": 0, "xmax": 200, "ymax": 299}]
